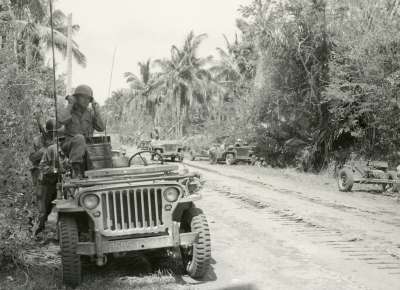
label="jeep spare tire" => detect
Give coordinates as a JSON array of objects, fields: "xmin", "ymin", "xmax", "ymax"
[
  {"xmin": 59, "ymin": 215, "xmax": 82, "ymax": 287},
  {"xmin": 337, "ymin": 168, "xmax": 354, "ymax": 192},
  {"xmin": 181, "ymin": 208, "xmax": 211, "ymax": 278}
]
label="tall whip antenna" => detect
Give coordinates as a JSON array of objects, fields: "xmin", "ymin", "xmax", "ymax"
[
  {"xmin": 105, "ymin": 46, "xmax": 117, "ymax": 138},
  {"xmin": 49, "ymin": 0, "xmax": 60, "ymax": 174},
  {"xmin": 107, "ymin": 46, "xmax": 117, "ymax": 99}
]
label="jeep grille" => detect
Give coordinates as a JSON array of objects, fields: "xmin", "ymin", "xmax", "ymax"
[{"xmin": 100, "ymin": 187, "xmax": 164, "ymax": 231}]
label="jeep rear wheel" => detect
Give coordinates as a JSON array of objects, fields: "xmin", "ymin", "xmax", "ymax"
[
  {"xmin": 250, "ymin": 155, "xmax": 257, "ymax": 166},
  {"xmin": 225, "ymin": 154, "xmax": 235, "ymax": 166},
  {"xmin": 59, "ymin": 215, "xmax": 82, "ymax": 287},
  {"xmin": 209, "ymin": 153, "xmax": 217, "ymax": 164},
  {"xmin": 181, "ymin": 208, "xmax": 211, "ymax": 279},
  {"xmin": 385, "ymin": 171, "xmax": 400, "ymax": 192}
]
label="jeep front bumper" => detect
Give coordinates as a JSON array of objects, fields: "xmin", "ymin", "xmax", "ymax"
[
  {"xmin": 77, "ymin": 232, "xmax": 197, "ymax": 255},
  {"xmin": 162, "ymin": 153, "xmax": 182, "ymax": 158}
]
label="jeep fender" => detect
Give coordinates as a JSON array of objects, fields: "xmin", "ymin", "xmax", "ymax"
[
  {"xmin": 172, "ymin": 194, "xmax": 200, "ymax": 221},
  {"xmin": 55, "ymin": 199, "xmax": 85, "ymax": 213}
]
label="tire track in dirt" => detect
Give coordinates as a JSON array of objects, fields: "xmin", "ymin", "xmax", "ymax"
[
  {"xmin": 184, "ymin": 162, "xmax": 400, "ymax": 281},
  {"xmin": 184, "ymin": 161, "xmax": 400, "ymax": 228}
]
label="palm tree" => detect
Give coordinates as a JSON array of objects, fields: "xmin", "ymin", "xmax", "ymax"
[
  {"xmin": 154, "ymin": 31, "xmax": 212, "ymax": 137},
  {"xmin": 124, "ymin": 59, "xmax": 160, "ymax": 124},
  {"xmin": 211, "ymin": 35, "xmax": 243, "ymax": 86},
  {"xmin": 210, "ymin": 35, "xmax": 245, "ymax": 124},
  {"xmin": 6, "ymin": 0, "xmax": 86, "ymax": 69}
]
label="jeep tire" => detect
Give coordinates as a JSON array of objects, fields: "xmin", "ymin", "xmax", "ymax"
[
  {"xmin": 337, "ymin": 168, "xmax": 354, "ymax": 192},
  {"xmin": 386, "ymin": 171, "xmax": 400, "ymax": 193},
  {"xmin": 59, "ymin": 215, "xmax": 82, "ymax": 287},
  {"xmin": 209, "ymin": 153, "xmax": 217, "ymax": 164},
  {"xmin": 225, "ymin": 153, "xmax": 235, "ymax": 166},
  {"xmin": 181, "ymin": 207, "xmax": 211, "ymax": 278}
]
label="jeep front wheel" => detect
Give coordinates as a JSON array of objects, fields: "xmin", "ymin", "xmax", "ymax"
[
  {"xmin": 337, "ymin": 168, "xmax": 354, "ymax": 192},
  {"xmin": 225, "ymin": 154, "xmax": 235, "ymax": 166},
  {"xmin": 59, "ymin": 215, "xmax": 82, "ymax": 287},
  {"xmin": 181, "ymin": 208, "xmax": 211, "ymax": 278}
]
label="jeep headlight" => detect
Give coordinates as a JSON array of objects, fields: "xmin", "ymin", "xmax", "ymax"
[
  {"xmin": 163, "ymin": 187, "xmax": 179, "ymax": 202},
  {"xmin": 82, "ymin": 194, "xmax": 100, "ymax": 210},
  {"xmin": 188, "ymin": 176, "xmax": 203, "ymax": 194}
]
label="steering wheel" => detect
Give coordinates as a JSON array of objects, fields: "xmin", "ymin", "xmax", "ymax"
[{"xmin": 128, "ymin": 150, "xmax": 164, "ymax": 166}]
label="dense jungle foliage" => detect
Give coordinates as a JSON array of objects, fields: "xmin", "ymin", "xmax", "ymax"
[
  {"xmin": 0, "ymin": 0, "xmax": 82, "ymax": 275},
  {"xmin": 104, "ymin": 0, "xmax": 400, "ymax": 171}
]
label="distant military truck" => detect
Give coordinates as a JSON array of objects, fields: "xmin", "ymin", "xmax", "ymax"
[
  {"xmin": 209, "ymin": 141, "xmax": 257, "ymax": 165},
  {"xmin": 152, "ymin": 140, "xmax": 184, "ymax": 162}
]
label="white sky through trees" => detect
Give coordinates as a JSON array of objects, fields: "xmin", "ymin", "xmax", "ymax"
[{"xmin": 57, "ymin": 0, "xmax": 249, "ymax": 104}]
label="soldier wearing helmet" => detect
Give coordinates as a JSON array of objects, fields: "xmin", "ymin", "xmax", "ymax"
[
  {"xmin": 34, "ymin": 119, "xmax": 62, "ymax": 235},
  {"xmin": 58, "ymin": 84, "xmax": 105, "ymax": 178},
  {"xmin": 29, "ymin": 117, "xmax": 60, "ymax": 204}
]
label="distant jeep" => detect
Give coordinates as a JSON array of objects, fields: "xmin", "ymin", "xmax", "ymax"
[
  {"xmin": 189, "ymin": 145, "xmax": 210, "ymax": 161},
  {"xmin": 137, "ymin": 140, "xmax": 152, "ymax": 151},
  {"xmin": 210, "ymin": 143, "xmax": 257, "ymax": 165},
  {"xmin": 151, "ymin": 140, "xmax": 184, "ymax": 162},
  {"xmin": 55, "ymin": 137, "xmax": 211, "ymax": 287}
]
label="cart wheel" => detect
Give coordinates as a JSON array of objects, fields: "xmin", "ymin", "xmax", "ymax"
[
  {"xmin": 337, "ymin": 168, "xmax": 354, "ymax": 192},
  {"xmin": 386, "ymin": 172, "xmax": 400, "ymax": 193}
]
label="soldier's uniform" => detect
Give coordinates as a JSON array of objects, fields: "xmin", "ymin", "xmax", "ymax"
[
  {"xmin": 57, "ymin": 84, "xmax": 105, "ymax": 177},
  {"xmin": 29, "ymin": 128, "xmax": 55, "ymax": 204},
  {"xmin": 36, "ymin": 142, "xmax": 60, "ymax": 235}
]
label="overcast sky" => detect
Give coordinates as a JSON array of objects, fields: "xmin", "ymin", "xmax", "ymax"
[{"xmin": 56, "ymin": 0, "xmax": 249, "ymax": 104}]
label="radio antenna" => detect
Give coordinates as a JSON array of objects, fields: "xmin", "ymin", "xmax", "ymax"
[
  {"xmin": 49, "ymin": 0, "xmax": 60, "ymax": 174},
  {"xmin": 105, "ymin": 46, "xmax": 117, "ymax": 138}
]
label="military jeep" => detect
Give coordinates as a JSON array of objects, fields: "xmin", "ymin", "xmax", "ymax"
[
  {"xmin": 151, "ymin": 140, "xmax": 184, "ymax": 162},
  {"xmin": 209, "ymin": 143, "xmax": 257, "ymax": 166},
  {"xmin": 55, "ymin": 138, "xmax": 211, "ymax": 287},
  {"xmin": 189, "ymin": 146, "xmax": 210, "ymax": 161}
]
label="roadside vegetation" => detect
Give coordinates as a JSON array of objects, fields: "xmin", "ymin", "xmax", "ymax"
[
  {"xmin": 0, "ymin": 0, "xmax": 77, "ymax": 287},
  {"xmin": 105, "ymin": 0, "xmax": 400, "ymax": 172}
]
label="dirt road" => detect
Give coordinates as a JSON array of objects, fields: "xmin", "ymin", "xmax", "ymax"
[
  {"xmin": 16, "ymin": 153, "xmax": 400, "ymax": 290},
  {"xmin": 182, "ymin": 160, "xmax": 400, "ymax": 290}
]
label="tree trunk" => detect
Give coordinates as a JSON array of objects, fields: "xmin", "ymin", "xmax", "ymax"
[{"xmin": 25, "ymin": 38, "xmax": 31, "ymax": 71}]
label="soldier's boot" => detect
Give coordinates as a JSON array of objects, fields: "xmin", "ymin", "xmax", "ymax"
[{"xmin": 71, "ymin": 162, "xmax": 83, "ymax": 179}]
